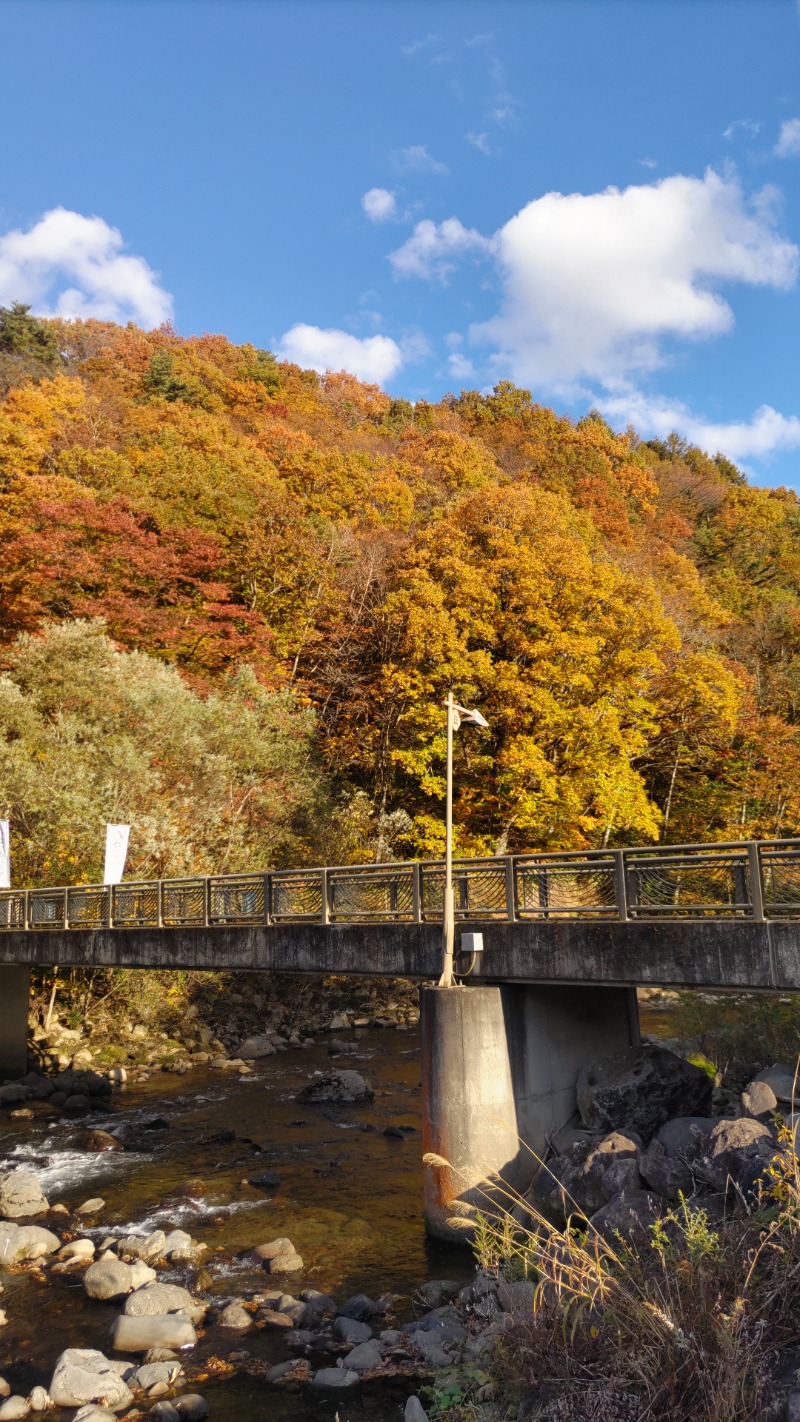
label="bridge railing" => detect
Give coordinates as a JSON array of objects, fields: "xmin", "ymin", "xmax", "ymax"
[{"xmin": 1, "ymin": 839, "xmax": 800, "ymax": 930}]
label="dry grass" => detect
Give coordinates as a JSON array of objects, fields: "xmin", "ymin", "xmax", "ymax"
[{"xmin": 429, "ymin": 1129, "xmax": 800, "ymax": 1421}]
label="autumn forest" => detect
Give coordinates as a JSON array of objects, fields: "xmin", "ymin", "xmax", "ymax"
[{"xmin": 1, "ymin": 303, "xmax": 798, "ymax": 888}]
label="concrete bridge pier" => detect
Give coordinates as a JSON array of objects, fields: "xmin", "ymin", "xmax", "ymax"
[
  {"xmin": 0, "ymin": 966, "xmax": 30, "ymax": 1080},
  {"xmin": 420, "ymin": 981, "xmax": 640, "ymax": 1242}
]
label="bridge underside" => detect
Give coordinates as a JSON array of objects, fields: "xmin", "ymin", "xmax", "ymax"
[{"xmin": 0, "ymin": 916, "xmax": 798, "ymax": 990}]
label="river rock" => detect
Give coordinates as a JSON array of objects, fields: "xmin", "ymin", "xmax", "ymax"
[
  {"xmin": 118, "ymin": 1230, "xmax": 167, "ymax": 1264},
  {"xmin": 63, "ymin": 1094, "xmax": 91, "ymax": 1114},
  {"xmin": 173, "ymin": 1397, "xmax": 209, "ymax": 1419},
  {"xmin": 343, "ymin": 1341, "xmax": 382, "ymax": 1373},
  {"xmin": 16, "ymin": 1225, "xmax": 60, "ymax": 1258},
  {"xmin": 27, "ymin": 1387, "xmax": 49, "ymax": 1413},
  {"xmin": 59, "ymin": 1238, "xmax": 96, "ymax": 1261},
  {"xmin": 0, "ymin": 1399, "xmax": 29, "ymax": 1420},
  {"xmin": 417, "ymin": 1280, "xmax": 460, "ymax": 1309},
  {"xmin": 234, "ymin": 1035, "xmax": 276, "ymax": 1058},
  {"xmin": 217, "ymin": 1302, "xmax": 252, "ymax": 1329},
  {"xmin": 162, "ymin": 1230, "xmax": 193, "ymax": 1257},
  {"xmin": 147, "ymin": 1406, "xmax": 180, "ymax": 1421},
  {"xmin": 84, "ymin": 1255, "xmax": 135, "ymax": 1300},
  {"xmin": 72, "ymin": 1409, "xmax": 118, "ymax": 1422},
  {"xmin": 311, "ymin": 1368, "xmax": 359, "ymax": 1390},
  {"xmin": 577, "ymin": 1046, "xmax": 713, "ymax": 1143},
  {"xmin": 110, "ymin": 1315, "xmax": 197, "ymax": 1352},
  {"xmin": 296, "ymin": 1070, "xmax": 373, "ymax": 1103},
  {"xmin": 49, "ymin": 1349, "xmax": 133, "ymax": 1410},
  {"xmin": 0, "ymin": 1224, "xmax": 22, "ymax": 1264},
  {"xmin": 75, "ymin": 1198, "xmax": 105, "ymax": 1216},
  {"xmin": 0, "ymin": 1086, "xmax": 26, "ymax": 1105},
  {"xmin": 124, "ymin": 1282, "xmax": 204, "ymax": 1323},
  {"xmin": 589, "ymin": 1188, "xmax": 665, "ymax": 1242},
  {"xmin": 0, "ymin": 1170, "xmax": 48, "ymax": 1219},
  {"xmin": 130, "ymin": 1362, "xmax": 181, "ymax": 1389},
  {"xmin": 85, "ymin": 1130, "xmax": 124, "ymax": 1153},
  {"xmin": 256, "ymin": 1237, "xmax": 303, "ymax": 1273},
  {"xmin": 333, "ymin": 1316, "xmax": 372, "ymax": 1344},
  {"xmin": 740, "ymin": 1080, "xmax": 778, "ymax": 1122},
  {"xmin": 639, "ymin": 1139, "xmax": 693, "ymax": 1199},
  {"xmin": 299, "ymin": 1291, "xmax": 337, "ymax": 1326},
  {"xmin": 406, "ymin": 1398, "xmax": 430, "ymax": 1422},
  {"xmin": 699, "ymin": 1117, "xmax": 777, "ymax": 1200}
]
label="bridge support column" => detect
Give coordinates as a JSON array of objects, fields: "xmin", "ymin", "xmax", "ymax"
[
  {"xmin": 420, "ymin": 982, "xmax": 639, "ymax": 1242},
  {"xmin": 0, "ymin": 966, "xmax": 30, "ymax": 1080}
]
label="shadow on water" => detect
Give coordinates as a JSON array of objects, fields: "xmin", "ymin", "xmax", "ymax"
[{"xmin": 0, "ymin": 1027, "xmax": 472, "ymax": 1420}]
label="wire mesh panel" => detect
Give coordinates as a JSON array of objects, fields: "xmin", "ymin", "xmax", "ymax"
[
  {"xmin": 625, "ymin": 849, "xmax": 749, "ymax": 917},
  {"xmin": 209, "ymin": 875, "xmax": 265, "ymax": 925},
  {"xmin": 29, "ymin": 889, "xmax": 67, "ymax": 929},
  {"xmin": 113, "ymin": 882, "xmax": 160, "ymax": 928},
  {"xmin": 421, "ymin": 860, "xmax": 509, "ymax": 920},
  {"xmin": 760, "ymin": 846, "xmax": 800, "ymax": 918},
  {"xmin": 328, "ymin": 865, "xmax": 415, "ymax": 921},
  {"xmin": 161, "ymin": 879, "xmax": 205, "ymax": 927},
  {"xmin": 515, "ymin": 855, "xmax": 618, "ymax": 917},
  {"xmin": 270, "ymin": 870, "xmax": 323, "ymax": 922},
  {"xmin": 67, "ymin": 886, "xmax": 109, "ymax": 928},
  {"xmin": 0, "ymin": 892, "xmax": 25, "ymax": 928}
]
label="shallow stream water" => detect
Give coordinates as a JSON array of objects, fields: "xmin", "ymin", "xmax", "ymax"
[{"xmin": 0, "ymin": 1027, "xmax": 471, "ymax": 1421}]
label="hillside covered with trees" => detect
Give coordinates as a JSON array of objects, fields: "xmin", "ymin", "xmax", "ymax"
[{"xmin": 1, "ymin": 303, "xmax": 799, "ymax": 885}]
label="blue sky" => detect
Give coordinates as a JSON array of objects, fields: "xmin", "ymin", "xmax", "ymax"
[{"xmin": 2, "ymin": 1, "xmax": 800, "ymax": 483}]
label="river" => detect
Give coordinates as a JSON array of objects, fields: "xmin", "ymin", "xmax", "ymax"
[{"xmin": 0, "ymin": 1027, "xmax": 471, "ymax": 1420}]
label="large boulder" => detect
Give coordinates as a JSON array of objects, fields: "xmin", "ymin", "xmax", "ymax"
[
  {"xmin": 577, "ymin": 1046, "xmax": 712, "ymax": 1143},
  {"xmin": 297, "ymin": 1070, "xmax": 373, "ymax": 1103},
  {"xmin": 49, "ymin": 1349, "xmax": 133, "ymax": 1410},
  {"xmin": 235, "ymin": 1035, "xmax": 276, "ymax": 1059},
  {"xmin": 16, "ymin": 1225, "xmax": 60, "ymax": 1259},
  {"xmin": 529, "ymin": 1133, "xmax": 641, "ymax": 1223},
  {"xmin": 123, "ymin": 1281, "xmax": 205, "ymax": 1324},
  {"xmin": 117, "ymin": 1230, "xmax": 166, "ymax": 1264},
  {"xmin": 639, "ymin": 1139, "xmax": 693, "ymax": 1200},
  {"xmin": 109, "ymin": 1314, "xmax": 197, "ymax": 1353},
  {"xmin": 699, "ymin": 1117, "xmax": 778, "ymax": 1201},
  {"xmin": 0, "ymin": 1170, "xmax": 48, "ymax": 1219},
  {"xmin": 753, "ymin": 1064, "xmax": 800, "ymax": 1104},
  {"xmin": 655, "ymin": 1116, "xmax": 720, "ymax": 1161}
]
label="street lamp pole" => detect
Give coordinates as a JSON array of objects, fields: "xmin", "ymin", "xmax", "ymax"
[
  {"xmin": 440, "ymin": 690, "xmax": 456, "ymax": 988},
  {"xmin": 438, "ymin": 691, "xmax": 488, "ymax": 989}
]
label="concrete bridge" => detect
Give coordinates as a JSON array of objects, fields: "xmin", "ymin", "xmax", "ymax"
[{"xmin": 1, "ymin": 837, "xmax": 799, "ymax": 1237}]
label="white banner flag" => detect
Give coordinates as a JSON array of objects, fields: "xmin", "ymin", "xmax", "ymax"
[
  {"xmin": 103, "ymin": 824, "xmax": 130, "ymax": 886},
  {"xmin": 0, "ymin": 821, "xmax": 9, "ymax": 889}
]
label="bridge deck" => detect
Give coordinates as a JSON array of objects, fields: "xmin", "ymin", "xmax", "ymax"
[{"xmin": 0, "ymin": 916, "xmax": 798, "ymax": 992}]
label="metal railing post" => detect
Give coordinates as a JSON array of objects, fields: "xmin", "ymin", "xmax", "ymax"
[
  {"xmin": 320, "ymin": 867, "xmax": 330, "ymax": 925},
  {"xmin": 105, "ymin": 887, "xmax": 113, "ymax": 930},
  {"xmin": 264, "ymin": 872, "xmax": 271, "ymax": 926},
  {"xmin": 412, "ymin": 862, "xmax": 423, "ymax": 923},
  {"xmin": 203, "ymin": 878, "xmax": 210, "ymax": 928},
  {"xmin": 747, "ymin": 842, "xmax": 766, "ymax": 922},
  {"xmin": 505, "ymin": 856, "xmax": 516, "ymax": 922},
  {"xmin": 23, "ymin": 890, "xmax": 29, "ymax": 931},
  {"xmin": 613, "ymin": 851, "xmax": 628, "ymax": 923},
  {"xmin": 157, "ymin": 880, "xmax": 164, "ymax": 929}
]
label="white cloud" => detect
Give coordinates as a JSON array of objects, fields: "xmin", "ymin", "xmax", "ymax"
[
  {"xmin": 466, "ymin": 131, "xmax": 493, "ymax": 155},
  {"xmin": 638, "ymin": 157, "xmax": 658, "ymax": 169},
  {"xmin": 0, "ymin": 207, "xmax": 172, "ymax": 327},
  {"xmin": 469, "ymin": 169, "xmax": 798, "ymax": 393},
  {"xmin": 776, "ymin": 118, "xmax": 800, "ymax": 157},
  {"xmin": 276, "ymin": 323, "xmax": 404, "ymax": 385},
  {"xmin": 389, "ymin": 217, "xmax": 493, "ymax": 283},
  {"xmin": 448, "ymin": 351, "xmax": 477, "ymax": 381},
  {"xmin": 391, "ymin": 144, "xmax": 448, "ymax": 175},
  {"xmin": 362, "ymin": 188, "xmax": 396, "ymax": 223},
  {"xmin": 599, "ymin": 388, "xmax": 800, "ymax": 463},
  {"xmin": 401, "ymin": 34, "xmax": 439, "ymax": 57},
  {"xmin": 723, "ymin": 118, "xmax": 761, "ymax": 140}
]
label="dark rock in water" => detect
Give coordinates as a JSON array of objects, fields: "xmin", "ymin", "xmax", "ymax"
[
  {"xmin": 383, "ymin": 1126, "xmax": 405, "ymax": 1139},
  {"xmin": 589, "ymin": 1188, "xmax": 665, "ymax": 1243},
  {"xmin": 328, "ymin": 1038, "xmax": 358, "ymax": 1057},
  {"xmin": 207, "ymin": 1129, "xmax": 236, "ymax": 1145},
  {"xmin": 296, "ymin": 1070, "xmax": 373, "ymax": 1104},
  {"xmin": 84, "ymin": 1129, "xmax": 124, "ymax": 1153},
  {"xmin": 699, "ymin": 1117, "xmax": 778, "ymax": 1201},
  {"xmin": 248, "ymin": 1171, "xmax": 280, "ymax": 1189},
  {"xmin": 577, "ymin": 1046, "xmax": 712, "ymax": 1144},
  {"xmin": 143, "ymin": 1117, "xmax": 170, "ymax": 1132},
  {"xmin": 339, "ymin": 1292, "xmax": 382, "ymax": 1320},
  {"xmin": 172, "ymin": 1179, "xmax": 206, "ymax": 1198}
]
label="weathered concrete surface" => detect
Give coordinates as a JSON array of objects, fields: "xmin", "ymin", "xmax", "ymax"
[
  {"xmin": 420, "ymin": 983, "xmax": 639, "ymax": 1241},
  {"xmin": 0, "ymin": 966, "xmax": 30, "ymax": 1077},
  {"xmin": 0, "ymin": 917, "xmax": 797, "ymax": 989}
]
